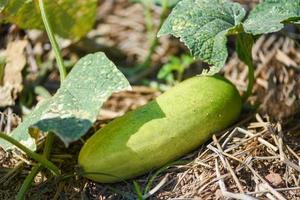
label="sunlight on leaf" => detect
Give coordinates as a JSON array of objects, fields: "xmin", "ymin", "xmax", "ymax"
[
  {"xmin": 0, "ymin": 52, "xmax": 131, "ymax": 151},
  {"xmin": 244, "ymin": 0, "xmax": 300, "ymax": 35},
  {"xmin": 158, "ymin": 0, "xmax": 246, "ymax": 74}
]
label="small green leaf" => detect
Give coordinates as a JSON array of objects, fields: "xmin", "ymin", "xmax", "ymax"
[
  {"xmin": 0, "ymin": 52, "xmax": 130, "ymax": 151},
  {"xmin": 158, "ymin": 0, "xmax": 246, "ymax": 74},
  {"xmin": 1, "ymin": 0, "xmax": 97, "ymax": 39},
  {"xmin": 244, "ymin": 0, "xmax": 300, "ymax": 35}
]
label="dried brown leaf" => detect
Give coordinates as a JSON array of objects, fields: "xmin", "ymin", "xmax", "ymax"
[{"xmin": 0, "ymin": 39, "xmax": 27, "ymax": 107}]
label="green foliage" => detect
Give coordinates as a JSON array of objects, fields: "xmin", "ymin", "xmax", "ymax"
[
  {"xmin": 0, "ymin": 52, "xmax": 130, "ymax": 151},
  {"xmin": 244, "ymin": 0, "xmax": 300, "ymax": 35},
  {"xmin": 158, "ymin": 0, "xmax": 300, "ymax": 74},
  {"xmin": 158, "ymin": 0, "xmax": 246, "ymax": 74},
  {"xmin": 133, "ymin": 181, "xmax": 144, "ymax": 200},
  {"xmin": 1, "ymin": 0, "xmax": 97, "ymax": 39},
  {"xmin": 157, "ymin": 54, "xmax": 194, "ymax": 84}
]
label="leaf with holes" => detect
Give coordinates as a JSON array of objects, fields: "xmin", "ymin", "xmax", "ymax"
[{"xmin": 0, "ymin": 52, "xmax": 131, "ymax": 151}]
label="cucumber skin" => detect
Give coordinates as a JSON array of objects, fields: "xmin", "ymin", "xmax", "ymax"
[{"xmin": 78, "ymin": 76, "xmax": 242, "ymax": 183}]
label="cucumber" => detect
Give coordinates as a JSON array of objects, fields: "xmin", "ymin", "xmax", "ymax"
[{"xmin": 78, "ymin": 75, "xmax": 241, "ymax": 183}]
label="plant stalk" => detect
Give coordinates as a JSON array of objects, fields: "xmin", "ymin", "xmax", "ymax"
[
  {"xmin": 140, "ymin": 0, "xmax": 169, "ymax": 69},
  {"xmin": 16, "ymin": 133, "xmax": 55, "ymax": 200},
  {"xmin": 14, "ymin": 1, "xmax": 67, "ymax": 198},
  {"xmin": 38, "ymin": 0, "xmax": 66, "ymax": 82},
  {"xmin": 0, "ymin": 132, "xmax": 60, "ymax": 175},
  {"xmin": 243, "ymin": 62, "xmax": 254, "ymax": 102},
  {"xmin": 236, "ymin": 33, "xmax": 255, "ymax": 102}
]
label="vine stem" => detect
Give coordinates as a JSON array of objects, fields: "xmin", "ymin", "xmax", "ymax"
[
  {"xmin": 16, "ymin": 133, "xmax": 54, "ymax": 200},
  {"xmin": 0, "ymin": 132, "xmax": 60, "ymax": 175},
  {"xmin": 38, "ymin": 0, "xmax": 67, "ymax": 175},
  {"xmin": 16, "ymin": 164, "xmax": 42, "ymax": 200},
  {"xmin": 236, "ymin": 33, "xmax": 255, "ymax": 102},
  {"xmin": 144, "ymin": 1, "xmax": 154, "ymax": 45},
  {"xmin": 13, "ymin": 0, "xmax": 67, "ymax": 198},
  {"xmin": 242, "ymin": 62, "xmax": 254, "ymax": 102},
  {"xmin": 140, "ymin": 0, "xmax": 169, "ymax": 69},
  {"xmin": 38, "ymin": 0, "xmax": 66, "ymax": 81}
]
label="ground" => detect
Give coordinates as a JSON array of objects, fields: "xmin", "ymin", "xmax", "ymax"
[{"xmin": 1, "ymin": 0, "xmax": 300, "ymax": 199}]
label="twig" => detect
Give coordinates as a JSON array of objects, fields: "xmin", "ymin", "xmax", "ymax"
[
  {"xmin": 247, "ymin": 186, "xmax": 300, "ymax": 194},
  {"xmin": 212, "ymin": 135, "xmax": 244, "ymax": 193},
  {"xmin": 237, "ymin": 127, "xmax": 278, "ymax": 152},
  {"xmin": 215, "ymin": 158, "xmax": 256, "ymax": 200},
  {"xmin": 247, "ymin": 163, "xmax": 286, "ymax": 200}
]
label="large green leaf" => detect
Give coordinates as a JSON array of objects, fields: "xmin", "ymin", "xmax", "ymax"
[
  {"xmin": 1, "ymin": 0, "xmax": 97, "ymax": 39},
  {"xmin": 158, "ymin": 0, "xmax": 246, "ymax": 74},
  {"xmin": 244, "ymin": 0, "xmax": 300, "ymax": 35},
  {"xmin": 0, "ymin": 52, "xmax": 130, "ymax": 151}
]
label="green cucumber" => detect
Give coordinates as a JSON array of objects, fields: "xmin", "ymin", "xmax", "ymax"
[{"xmin": 78, "ymin": 75, "xmax": 242, "ymax": 183}]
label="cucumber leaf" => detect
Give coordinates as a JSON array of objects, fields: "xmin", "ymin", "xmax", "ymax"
[
  {"xmin": 158, "ymin": 0, "xmax": 246, "ymax": 74},
  {"xmin": 1, "ymin": 0, "xmax": 97, "ymax": 39},
  {"xmin": 0, "ymin": 52, "xmax": 131, "ymax": 151},
  {"xmin": 244, "ymin": 0, "xmax": 300, "ymax": 35}
]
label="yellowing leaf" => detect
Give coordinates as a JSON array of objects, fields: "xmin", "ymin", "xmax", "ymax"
[{"xmin": 1, "ymin": 0, "xmax": 97, "ymax": 40}]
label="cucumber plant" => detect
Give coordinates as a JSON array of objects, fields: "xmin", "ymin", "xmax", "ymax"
[
  {"xmin": 158, "ymin": 0, "xmax": 300, "ymax": 101},
  {"xmin": 78, "ymin": 0, "xmax": 300, "ymax": 184},
  {"xmin": 0, "ymin": 0, "xmax": 299, "ymax": 198},
  {"xmin": 0, "ymin": 0, "xmax": 130, "ymax": 198}
]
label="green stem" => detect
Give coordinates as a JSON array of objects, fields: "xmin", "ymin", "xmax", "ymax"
[
  {"xmin": 15, "ymin": 1, "xmax": 64, "ymax": 199},
  {"xmin": 242, "ymin": 62, "xmax": 254, "ymax": 102},
  {"xmin": 38, "ymin": 0, "xmax": 66, "ymax": 82},
  {"xmin": 0, "ymin": 132, "xmax": 60, "ymax": 175},
  {"xmin": 140, "ymin": 0, "xmax": 169, "ymax": 69},
  {"xmin": 144, "ymin": 2, "xmax": 154, "ymax": 45},
  {"xmin": 16, "ymin": 133, "xmax": 55, "ymax": 200},
  {"xmin": 236, "ymin": 33, "xmax": 255, "ymax": 102},
  {"xmin": 16, "ymin": 164, "xmax": 42, "ymax": 200}
]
